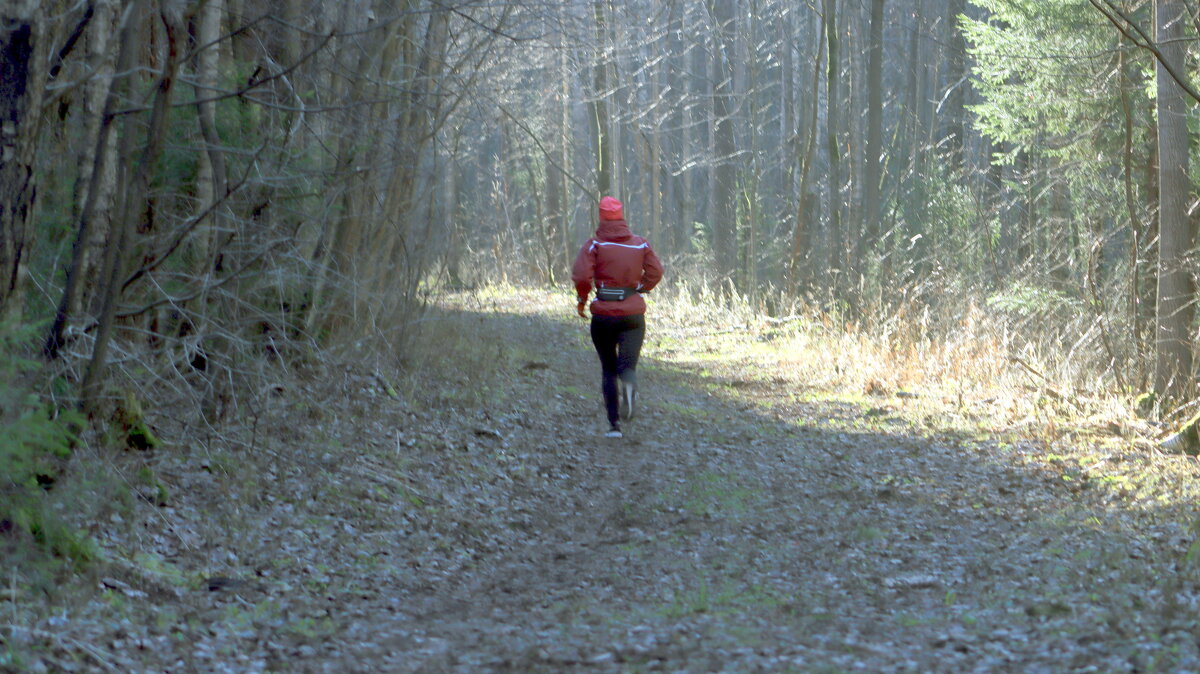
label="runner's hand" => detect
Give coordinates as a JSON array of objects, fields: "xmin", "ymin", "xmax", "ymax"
[{"xmin": 576, "ymin": 301, "xmax": 587, "ymax": 318}]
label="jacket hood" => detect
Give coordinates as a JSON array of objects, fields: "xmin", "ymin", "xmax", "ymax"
[{"xmin": 595, "ymin": 219, "xmax": 634, "ymax": 243}]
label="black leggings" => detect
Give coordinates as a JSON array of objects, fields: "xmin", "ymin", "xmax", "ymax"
[{"xmin": 590, "ymin": 314, "xmax": 645, "ymax": 425}]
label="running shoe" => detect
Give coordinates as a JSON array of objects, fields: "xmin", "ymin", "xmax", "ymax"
[
  {"xmin": 605, "ymin": 423, "xmax": 623, "ymax": 438},
  {"xmin": 621, "ymin": 381, "xmax": 636, "ymax": 421}
]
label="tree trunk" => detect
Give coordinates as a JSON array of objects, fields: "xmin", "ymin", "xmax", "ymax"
[
  {"xmin": 1118, "ymin": 36, "xmax": 1149, "ymax": 376},
  {"xmin": 896, "ymin": 0, "xmax": 924, "ymax": 283},
  {"xmin": 779, "ymin": 7, "xmax": 794, "ymax": 224},
  {"xmin": 741, "ymin": 0, "xmax": 758, "ymax": 296},
  {"xmin": 788, "ymin": 6, "xmax": 825, "ymax": 292},
  {"xmin": 649, "ymin": 36, "xmax": 662, "ymax": 248},
  {"xmin": 591, "ymin": 0, "xmax": 611, "ymax": 197},
  {"xmin": 308, "ymin": 0, "xmax": 383, "ymax": 334},
  {"xmin": 857, "ymin": 0, "xmax": 885, "ymax": 269},
  {"xmin": 844, "ymin": 6, "xmax": 863, "ymax": 280},
  {"xmin": 710, "ymin": 0, "xmax": 738, "ymax": 284},
  {"xmin": 82, "ymin": 0, "xmax": 182, "ymax": 412},
  {"xmin": 984, "ymin": 137, "xmax": 1003, "ymax": 282},
  {"xmin": 824, "ymin": 0, "xmax": 842, "ymax": 282},
  {"xmin": 942, "ymin": 0, "xmax": 967, "ymax": 173},
  {"xmin": 1153, "ymin": 0, "xmax": 1194, "ymax": 403},
  {"xmin": 558, "ymin": 16, "xmax": 573, "ymax": 267},
  {"xmin": 193, "ymin": 0, "xmax": 226, "ymax": 274},
  {"xmin": 376, "ymin": 3, "xmax": 451, "ymax": 298},
  {"xmin": 72, "ymin": 0, "xmax": 118, "ymax": 317},
  {"xmin": 1141, "ymin": 108, "xmax": 1159, "ymax": 385},
  {"xmin": 0, "ymin": 2, "xmax": 52, "ymax": 321},
  {"xmin": 46, "ymin": 0, "xmax": 132, "ymax": 358}
]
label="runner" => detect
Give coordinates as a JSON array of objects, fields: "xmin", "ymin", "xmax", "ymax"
[{"xmin": 572, "ymin": 196, "xmax": 664, "ymax": 438}]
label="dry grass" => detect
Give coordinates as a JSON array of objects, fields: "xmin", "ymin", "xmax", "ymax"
[
  {"xmin": 646, "ymin": 278, "xmax": 1161, "ymax": 447},
  {"xmin": 74, "ymin": 273, "xmax": 1169, "ymax": 465}
]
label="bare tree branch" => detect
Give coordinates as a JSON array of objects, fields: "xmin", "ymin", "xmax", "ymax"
[{"xmin": 1088, "ymin": 0, "xmax": 1200, "ymax": 104}]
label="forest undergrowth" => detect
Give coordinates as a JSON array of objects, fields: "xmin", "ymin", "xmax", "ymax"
[{"xmin": 5, "ymin": 285, "xmax": 1200, "ymax": 672}]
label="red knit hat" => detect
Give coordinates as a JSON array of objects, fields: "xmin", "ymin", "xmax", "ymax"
[{"xmin": 598, "ymin": 196, "xmax": 624, "ymax": 221}]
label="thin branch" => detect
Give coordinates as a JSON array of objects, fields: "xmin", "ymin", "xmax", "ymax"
[
  {"xmin": 112, "ymin": 30, "xmax": 335, "ymax": 115},
  {"xmin": 47, "ymin": 1, "xmax": 95, "ymax": 80},
  {"xmin": 432, "ymin": 0, "xmax": 541, "ymax": 43},
  {"xmin": 118, "ymin": 141, "xmax": 263, "ymax": 293},
  {"xmin": 115, "ymin": 245, "xmax": 279, "ymax": 320},
  {"xmin": 1086, "ymin": 241, "xmax": 1129, "ymax": 393},
  {"xmin": 1088, "ymin": 0, "xmax": 1200, "ymax": 104},
  {"xmin": 493, "ymin": 99, "xmax": 596, "ymax": 199}
]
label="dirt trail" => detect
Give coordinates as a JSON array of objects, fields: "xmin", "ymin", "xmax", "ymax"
[
  {"xmin": 306, "ymin": 303, "xmax": 1199, "ymax": 672},
  {"xmin": 15, "ymin": 297, "xmax": 1200, "ymax": 672}
]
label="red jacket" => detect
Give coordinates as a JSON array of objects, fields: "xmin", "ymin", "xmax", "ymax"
[{"xmin": 572, "ymin": 219, "xmax": 663, "ymax": 317}]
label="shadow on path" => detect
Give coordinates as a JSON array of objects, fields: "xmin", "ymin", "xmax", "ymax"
[{"xmin": 297, "ymin": 302, "xmax": 1200, "ymax": 672}]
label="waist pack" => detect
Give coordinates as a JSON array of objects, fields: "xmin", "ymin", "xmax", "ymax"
[{"xmin": 595, "ymin": 286, "xmax": 638, "ymax": 302}]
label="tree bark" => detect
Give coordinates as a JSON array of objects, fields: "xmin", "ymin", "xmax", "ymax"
[
  {"xmin": 193, "ymin": 0, "xmax": 226, "ymax": 274},
  {"xmin": 648, "ymin": 32, "xmax": 663, "ymax": 248},
  {"xmin": 376, "ymin": 2, "xmax": 451, "ymax": 297},
  {"xmin": 82, "ymin": 0, "xmax": 182, "ymax": 412},
  {"xmin": 0, "ymin": 1, "xmax": 53, "ymax": 321},
  {"xmin": 1118, "ymin": 34, "xmax": 1149, "ymax": 374},
  {"xmin": 46, "ymin": 0, "xmax": 131, "ymax": 358},
  {"xmin": 824, "ymin": 0, "xmax": 842, "ymax": 282},
  {"xmin": 942, "ymin": 0, "xmax": 967, "ymax": 173},
  {"xmin": 72, "ymin": 0, "xmax": 117, "ymax": 317},
  {"xmin": 857, "ymin": 0, "xmax": 885, "ymax": 268},
  {"xmin": 1152, "ymin": 0, "xmax": 1194, "ymax": 402},
  {"xmin": 710, "ymin": 0, "xmax": 738, "ymax": 284},
  {"xmin": 558, "ymin": 10, "xmax": 573, "ymax": 268},
  {"xmin": 789, "ymin": 5, "xmax": 825, "ymax": 292},
  {"xmin": 591, "ymin": 0, "xmax": 611, "ymax": 197},
  {"xmin": 310, "ymin": 0, "xmax": 381, "ymax": 334}
]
